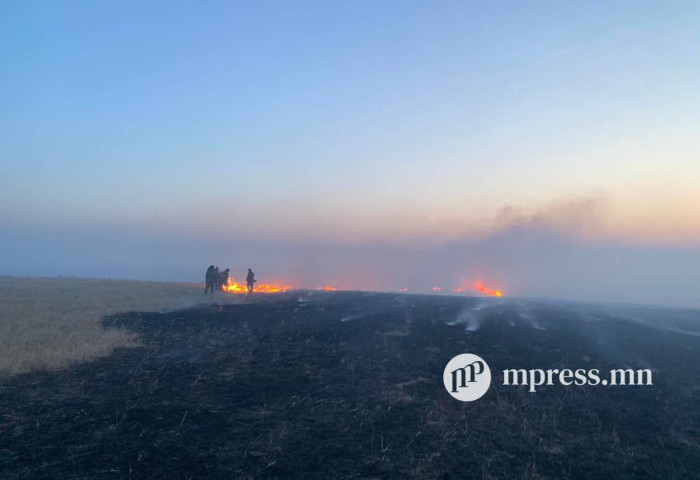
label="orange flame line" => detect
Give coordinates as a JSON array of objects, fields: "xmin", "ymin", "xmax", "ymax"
[{"xmin": 316, "ymin": 285, "xmax": 338, "ymax": 291}]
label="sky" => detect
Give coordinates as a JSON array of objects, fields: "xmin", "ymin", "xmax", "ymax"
[{"xmin": 1, "ymin": 1, "xmax": 699, "ymax": 306}]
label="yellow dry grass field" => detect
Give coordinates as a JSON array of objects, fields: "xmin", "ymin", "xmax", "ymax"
[{"xmin": 0, "ymin": 276, "xmax": 243, "ymax": 377}]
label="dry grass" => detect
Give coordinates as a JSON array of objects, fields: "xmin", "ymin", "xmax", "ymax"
[{"xmin": 0, "ymin": 276, "xmax": 244, "ymax": 377}]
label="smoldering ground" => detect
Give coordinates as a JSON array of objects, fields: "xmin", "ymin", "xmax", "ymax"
[{"xmin": 2, "ymin": 290, "xmax": 700, "ymax": 479}]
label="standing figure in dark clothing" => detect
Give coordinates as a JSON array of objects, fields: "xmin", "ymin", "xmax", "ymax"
[
  {"xmin": 204, "ymin": 265, "xmax": 216, "ymax": 294},
  {"xmin": 219, "ymin": 268, "xmax": 230, "ymax": 291},
  {"xmin": 246, "ymin": 268, "xmax": 256, "ymax": 294},
  {"xmin": 213, "ymin": 266, "xmax": 220, "ymax": 291}
]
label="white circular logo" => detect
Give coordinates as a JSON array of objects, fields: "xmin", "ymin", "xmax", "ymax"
[{"xmin": 443, "ymin": 353, "xmax": 492, "ymax": 401}]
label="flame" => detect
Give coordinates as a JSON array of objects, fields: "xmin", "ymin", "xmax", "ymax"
[
  {"xmin": 474, "ymin": 281, "xmax": 502, "ymax": 297},
  {"xmin": 222, "ymin": 277, "xmax": 292, "ymax": 294},
  {"xmin": 220, "ymin": 276, "xmax": 502, "ymax": 297}
]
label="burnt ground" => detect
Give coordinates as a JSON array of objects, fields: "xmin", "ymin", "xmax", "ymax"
[{"xmin": 2, "ymin": 291, "xmax": 700, "ymax": 479}]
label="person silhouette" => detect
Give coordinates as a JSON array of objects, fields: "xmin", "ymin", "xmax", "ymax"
[
  {"xmin": 219, "ymin": 268, "xmax": 230, "ymax": 291},
  {"xmin": 204, "ymin": 265, "xmax": 216, "ymax": 294},
  {"xmin": 213, "ymin": 266, "xmax": 220, "ymax": 290},
  {"xmin": 245, "ymin": 268, "xmax": 256, "ymax": 294}
]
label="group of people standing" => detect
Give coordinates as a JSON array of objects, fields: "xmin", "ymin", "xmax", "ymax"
[
  {"xmin": 204, "ymin": 266, "xmax": 229, "ymax": 294},
  {"xmin": 204, "ymin": 265, "xmax": 256, "ymax": 294}
]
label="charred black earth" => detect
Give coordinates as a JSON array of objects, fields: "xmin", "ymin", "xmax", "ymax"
[{"xmin": 2, "ymin": 291, "xmax": 700, "ymax": 479}]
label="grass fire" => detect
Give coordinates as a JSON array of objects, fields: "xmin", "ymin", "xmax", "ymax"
[
  {"xmin": 222, "ymin": 277, "xmax": 293, "ymax": 294},
  {"xmin": 221, "ymin": 278, "xmax": 503, "ymax": 296},
  {"xmin": 3, "ymin": 279, "xmax": 698, "ymax": 479}
]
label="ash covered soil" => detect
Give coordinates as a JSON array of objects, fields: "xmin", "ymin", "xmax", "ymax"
[{"xmin": 2, "ymin": 291, "xmax": 700, "ymax": 479}]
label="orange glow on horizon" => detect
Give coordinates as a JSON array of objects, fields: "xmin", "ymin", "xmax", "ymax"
[
  {"xmin": 222, "ymin": 277, "xmax": 292, "ymax": 294},
  {"xmin": 221, "ymin": 277, "xmax": 503, "ymax": 297},
  {"xmin": 222, "ymin": 278, "xmax": 340, "ymax": 293},
  {"xmin": 474, "ymin": 281, "xmax": 503, "ymax": 297}
]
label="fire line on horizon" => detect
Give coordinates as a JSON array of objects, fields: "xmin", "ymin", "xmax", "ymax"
[
  {"xmin": 222, "ymin": 278, "xmax": 341, "ymax": 293},
  {"xmin": 222, "ymin": 278, "xmax": 503, "ymax": 296}
]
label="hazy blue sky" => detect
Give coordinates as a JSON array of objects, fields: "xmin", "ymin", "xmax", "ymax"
[{"xmin": 1, "ymin": 1, "xmax": 699, "ymax": 305}]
